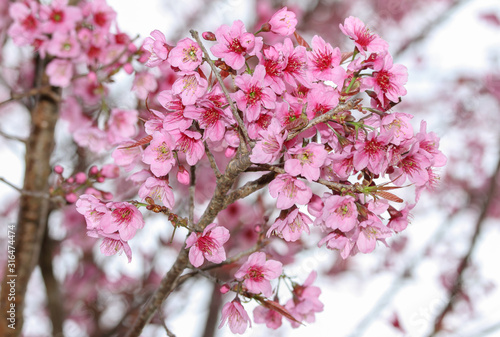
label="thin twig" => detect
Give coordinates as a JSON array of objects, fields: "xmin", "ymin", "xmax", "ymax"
[
  {"xmin": 286, "ymin": 98, "xmax": 362, "ymax": 141},
  {"xmin": 223, "ymin": 171, "xmax": 277, "ymax": 208},
  {"xmin": 203, "ymin": 141, "xmax": 222, "ymax": 179},
  {"xmin": 0, "ymin": 177, "xmax": 51, "ymax": 198},
  {"xmin": 189, "ymin": 29, "xmax": 251, "ymax": 148},
  {"xmin": 427, "ymin": 151, "xmax": 500, "ymax": 337},
  {"xmin": 189, "ymin": 165, "xmax": 196, "ymax": 225}
]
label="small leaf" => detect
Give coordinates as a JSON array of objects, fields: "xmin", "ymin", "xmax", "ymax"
[
  {"xmin": 376, "ymin": 191, "xmax": 403, "ymax": 203},
  {"xmin": 294, "ymin": 31, "xmax": 311, "ymax": 50},
  {"xmin": 119, "ymin": 135, "xmax": 153, "ymax": 149}
]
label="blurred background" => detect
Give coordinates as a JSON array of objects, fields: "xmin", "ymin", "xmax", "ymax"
[{"xmin": 1, "ymin": 0, "xmax": 500, "ymax": 336}]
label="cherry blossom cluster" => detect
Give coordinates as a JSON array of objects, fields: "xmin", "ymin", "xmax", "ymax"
[
  {"xmin": 72, "ymin": 6, "xmax": 445, "ymax": 334},
  {"xmin": 7, "ymin": 0, "xmax": 154, "ymax": 153},
  {"xmin": 51, "ymin": 164, "xmax": 119, "ymax": 203}
]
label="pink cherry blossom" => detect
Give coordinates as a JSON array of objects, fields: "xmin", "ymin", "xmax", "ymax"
[
  {"xmin": 284, "ymin": 142, "xmax": 328, "ymax": 182},
  {"xmin": 46, "ymin": 31, "xmax": 81, "ymax": 58},
  {"xmin": 185, "ymin": 223, "xmax": 230, "ymax": 267},
  {"xmin": 132, "ymin": 71, "xmax": 158, "ymax": 100},
  {"xmin": 168, "ymin": 37, "xmax": 202, "ymax": 72},
  {"xmin": 142, "ymin": 130, "xmax": 176, "ymax": 177},
  {"xmin": 46, "ymin": 58, "xmax": 73, "ymax": 87},
  {"xmin": 176, "ymin": 166, "xmax": 190, "ymax": 185},
  {"xmin": 171, "ymin": 129, "xmax": 204, "ymax": 166},
  {"xmin": 353, "ymin": 131, "xmax": 392, "ymax": 175},
  {"xmin": 318, "ymin": 230, "xmax": 354, "ymax": 259},
  {"xmin": 172, "ymin": 72, "xmax": 208, "ymax": 106},
  {"xmin": 268, "ymin": 7, "xmax": 297, "ymax": 36},
  {"xmin": 267, "ymin": 208, "xmax": 311, "ymax": 242},
  {"xmin": 281, "ymin": 38, "xmax": 309, "ymax": 87},
  {"xmin": 211, "ymin": 20, "xmax": 262, "ymax": 70},
  {"xmin": 339, "ymin": 16, "xmax": 389, "ymax": 55},
  {"xmin": 382, "ymin": 112, "xmax": 414, "ymax": 145},
  {"xmin": 250, "ymin": 118, "xmax": 287, "ymax": 164},
  {"xmin": 362, "ymin": 53, "xmax": 408, "ymax": 106},
  {"xmin": 356, "ymin": 219, "xmax": 392, "ymax": 254},
  {"xmin": 253, "ymin": 304, "xmax": 282, "ymax": 329},
  {"xmin": 100, "ymin": 201, "xmax": 144, "ymax": 241},
  {"xmin": 261, "ymin": 42, "xmax": 287, "ymax": 94},
  {"xmin": 138, "ymin": 177, "xmax": 175, "ymax": 209},
  {"xmin": 83, "ymin": 0, "xmax": 116, "ymax": 31},
  {"xmin": 284, "ymin": 271, "xmax": 323, "ymax": 328},
  {"xmin": 107, "ymin": 108, "xmax": 138, "ymax": 144},
  {"xmin": 235, "ymin": 252, "xmax": 282, "ymax": 297},
  {"xmin": 76, "ymin": 194, "xmax": 109, "ymax": 230},
  {"xmin": 416, "ymin": 121, "xmax": 447, "ymax": 167},
  {"xmin": 390, "ymin": 143, "xmax": 432, "ymax": 186},
  {"xmin": 112, "ymin": 140, "xmax": 142, "ymax": 172},
  {"xmin": 183, "ymin": 100, "xmax": 233, "ymax": 142},
  {"xmin": 40, "ymin": 0, "xmax": 82, "ymax": 34},
  {"xmin": 218, "ymin": 297, "xmax": 252, "ymax": 334},
  {"xmin": 99, "ymin": 232, "xmax": 132, "ymax": 263},
  {"xmin": 8, "ymin": 1, "xmax": 42, "ymax": 46},
  {"xmin": 233, "ymin": 65, "xmax": 276, "ymax": 122},
  {"xmin": 307, "ymin": 35, "xmax": 347, "ymax": 86},
  {"xmin": 321, "ymin": 194, "xmax": 358, "ymax": 232},
  {"xmin": 143, "ymin": 29, "xmax": 170, "ymax": 67},
  {"xmin": 268, "ymin": 174, "xmax": 312, "ymax": 209}
]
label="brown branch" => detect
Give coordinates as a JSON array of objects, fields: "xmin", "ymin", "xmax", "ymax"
[
  {"xmin": 190, "ymin": 29, "xmax": 251, "ymax": 148},
  {"xmin": 223, "ymin": 171, "xmax": 276, "ymax": 208},
  {"xmin": 203, "ymin": 141, "xmax": 222, "ymax": 179},
  {"xmin": 39, "ymin": 228, "xmax": 64, "ymax": 337},
  {"xmin": 125, "ymin": 151, "xmax": 252, "ymax": 337},
  {"xmin": 0, "ymin": 56, "xmax": 60, "ymax": 336},
  {"xmin": 427, "ymin": 151, "xmax": 500, "ymax": 336},
  {"xmin": 286, "ymin": 98, "xmax": 362, "ymax": 141}
]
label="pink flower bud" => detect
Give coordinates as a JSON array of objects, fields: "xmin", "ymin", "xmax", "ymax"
[
  {"xmin": 75, "ymin": 172, "xmax": 87, "ymax": 184},
  {"xmin": 89, "ymin": 166, "xmax": 99, "ymax": 175},
  {"xmin": 176, "ymin": 166, "xmax": 190, "ymax": 185},
  {"xmin": 220, "ymin": 284, "xmax": 231, "ymax": 294},
  {"xmin": 67, "ymin": 177, "xmax": 74, "ymax": 184},
  {"xmin": 65, "ymin": 192, "xmax": 78, "ymax": 203},
  {"xmin": 102, "ymin": 192, "xmax": 113, "ymax": 200},
  {"xmin": 202, "ymin": 31, "xmax": 216, "ymax": 41},
  {"xmin": 123, "ymin": 63, "xmax": 134, "ymax": 74},
  {"xmin": 97, "ymin": 176, "xmax": 105, "ymax": 183},
  {"xmin": 54, "ymin": 165, "xmax": 64, "ymax": 174}
]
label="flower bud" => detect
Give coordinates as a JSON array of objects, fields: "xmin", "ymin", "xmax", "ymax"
[
  {"xmin": 54, "ymin": 165, "xmax": 64, "ymax": 174},
  {"xmin": 75, "ymin": 172, "xmax": 87, "ymax": 184},
  {"xmin": 202, "ymin": 31, "xmax": 216, "ymax": 41},
  {"xmin": 220, "ymin": 284, "xmax": 231, "ymax": 294}
]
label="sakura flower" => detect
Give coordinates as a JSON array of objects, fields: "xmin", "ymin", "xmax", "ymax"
[
  {"xmin": 307, "ymin": 35, "xmax": 347, "ymax": 86},
  {"xmin": 100, "ymin": 201, "xmax": 144, "ymax": 241},
  {"xmin": 318, "ymin": 230, "xmax": 354, "ymax": 259},
  {"xmin": 183, "ymin": 100, "xmax": 232, "ymax": 142},
  {"xmin": 339, "ymin": 16, "xmax": 388, "ymax": 55},
  {"xmin": 284, "ymin": 142, "xmax": 328, "ymax": 182},
  {"xmin": 390, "ymin": 143, "xmax": 431, "ymax": 186},
  {"xmin": 46, "ymin": 59, "xmax": 73, "ymax": 87},
  {"xmin": 284, "ymin": 271, "xmax": 323, "ymax": 328},
  {"xmin": 40, "ymin": 0, "xmax": 82, "ymax": 34},
  {"xmin": 211, "ymin": 20, "xmax": 262, "ymax": 70},
  {"xmin": 83, "ymin": 0, "xmax": 116, "ymax": 31},
  {"xmin": 381, "ymin": 112, "xmax": 414, "ymax": 145},
  {"xmin": 268, "ymin": 7, "xmax": 297, "ymax": 36},
  {"xmin": 76, "ymin": 194, "xmax": 109, "ymax": 230},
  {"xmin": 387, "ymin": 203, "xmax": 415, "ymax": 232},
  {"xmin": 267, "ymin": 208, "xmax": 311, "ymax": 242},
  {"xmin": 218, "ymin": 297, "xmax": 252, "ymax": 334},
  {"xmin": 112, "ymin": 140, "xmax": 142, "ymax": 172},
  {"xmin": 362, "ymin": 53, "xmax": 408, "ymax": 106},
  {"xmin": 235, "ymin": 252, "xmax": 282, "ymax": 297},
  {"xmin": 8, "ymin": 1, "xmax": 43, "ymax": 46},
  {"xmin": 46, "ymin": 31, "xmax": 81, "ymax": 58},
  {"xmin": 172, "ymin": 72, "xmax": 207, "ymax": 106},
  {"xmin": 168, "ymin": 37, "xmax": 203, "ymax": 72},
  {"xmin": 107, "ymin": 108, "xmax": 138, "ymax": 144},
  {"xmin": 171, "ymin": 129, "xmax": 204, "ymax": 166},
  {"xmin": 415, "ymin": 121, "xmax": 447, "ymax": 167},
  {"xmin": 250, "ymin": 118, "xmax": 287, "ymax": 164},
  {"xmin": 281, "ymin": 38, "xmax": 309, "ymax": 87},
  {"xmin": 253, "ymin": 304, "xmax": 283, "ymax": 329},
  {"xmin": 143, "ymin": 29, "xmax": 170, "ymax": 67},
  {"xmin": 142, "ymin": 130, "xmax": 176, "ymax": 177},
  {"xmin": 353, "ymin": 131, "xmax": 391, "ymax": 175},
  {"xmin": 233, "ymin": 65, "xmax": 276, "ymax": 122},
  {"xmin": 321, "ymin": 194, "xmax": 358, "ymax": 232},
  {"xmin": 99, "ymin": 232, "xmax": 132, "ymax": 263},
  {"xmin": 357, "ymin": 219, "xmax": 392, "ymax": 254},
  {"xmin": 132, "ymin": 71, "xmax": 158, "ymax": 100},
  {"xmin": 268, "ymin": 174, "xmax": 312, "ymax": 209},
  {"xmin": 261, "ymin": 43, "xmax": 287, "ymax": 94},
  {"xmin": 138, "ymin": 177, "xmax": 175, "ymax": 209},
  {"xmin": 185, "ymin": 223, "xmax": 230, "ymax": 267}
]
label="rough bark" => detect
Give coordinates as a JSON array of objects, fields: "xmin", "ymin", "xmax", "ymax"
[{"xmin": 0, "ymin": 56, "xmax": 60, "ymax": 336}]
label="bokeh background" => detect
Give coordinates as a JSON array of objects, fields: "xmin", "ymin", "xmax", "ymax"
[{"xmin": 1, "ymin": 0, "xmax": 500, "ymax": 336}]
